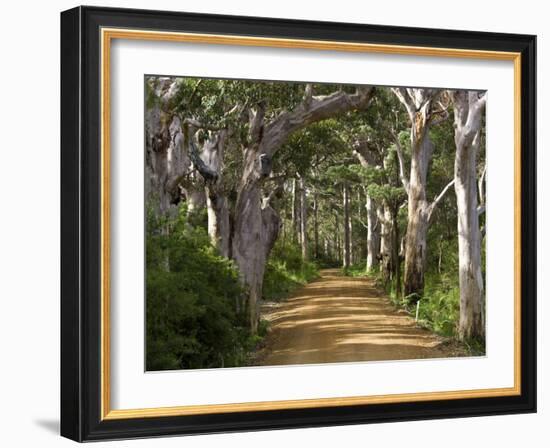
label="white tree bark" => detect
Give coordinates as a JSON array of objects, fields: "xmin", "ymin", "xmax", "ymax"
[
  {"xmin": 392, "ymin": 88, "xmax": 452, "ymax": 299},
  {"xmin": 198, "ymin": 130, "xmax": 231, "ymax": 258},
  {"xmin": 291, "ymin": 178, "xmax": 300, "ymax": 242},
  {"xmin": 452, "ymin": 90, "xmax": 486, "ymax": 340},
  {"xmin": 342, "ymin": 183, "xmax": 351, "ymax": 269},
  {"xmin": 313, "ymin": 191, "xmax": 319, "ymax": 259},
  {"xmin": 377, "ymin": 204, "xmax": 394, "ymax": 283},
  {"xmin": 353, "ymin": 144, "xmax": 381, "ymax": 271},
  {"xmin": 299, "ymin": 176, "xmax": 308, "ymax": 261},
  {"xmin": 365, "ymin": 194, "xmax": 380, "ymax": 271}
]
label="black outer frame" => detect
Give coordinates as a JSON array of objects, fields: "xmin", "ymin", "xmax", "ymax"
[{"xmin": 60, "ymin": 5, "xmax": 536, "ymax": 442}]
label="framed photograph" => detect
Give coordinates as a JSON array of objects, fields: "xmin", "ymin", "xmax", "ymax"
[{"xmin": 60, "ymin": 6, "xmax": 536, "ymax": 442}]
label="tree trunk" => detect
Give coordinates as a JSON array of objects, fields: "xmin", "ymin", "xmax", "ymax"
[
  {"xmin": 402, "ymin": 121, "xmax": 433, "ymax": 299},
  {"xmin": 452, "ymin": 90, "xmax": 486, "ymax": 341},
  {"xmin": 206, "ymin": 192, "xmax": 230, "ymax": 258},
  {"xmin": 378, "ymin": 204, "xmax": 394, "ymax": 284},
  {"xmin": 390, "ymin": 206, "xmax": 402, "ymax": 298},
  {"xmin": 299, "ymin": 177, "xmax": 308, "ymax": 261},
  {"xmin": 313, "ymin": 192, "xmax": 319, "ymax": 259},
  {"xmin": 334, "ymin": 211, "xmax": 340, "ymax": 263},
  {"xmin": 455, "ymin": 140, "xmax": 484, "ymax": 339},
  {"xmin": 349, "ymin": 211, "xmax": 354, "ymax": 264},
  {"xmin": 232, "ymin": 166, "xmax": 280, "ymax": 333},
  {"xmin": 145, "ymin": 79, "xmax": 192, "ymax": 216},
  {"xmin": 291, "ymin": 178, "xmax": 300, "ymax": 243},
  {"xmin": 352, "ymin": 143, "xmax": 382, "ymax": 271},
  {"xmin": 185, "ymin": 186, "xmax": 206, "ymax": 212},
  {"xmin": 188, "ymin": 128, "xmax": 232, "ymax": 257},
  {"xmin": 343, "ymin": 183, "xmax": 351, "ymax": 269},
  {"xmin": 366, "ymin": 194, "xmax": 380, "ymax": 271},
  {"xmin": 392, "ymin": 87, "xmax": 452, "ymax": 300}
]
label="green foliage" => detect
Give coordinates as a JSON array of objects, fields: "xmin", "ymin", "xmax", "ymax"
[
  {"xmin": 389, "ymin": 237, "xmax": 462, "ymax": 339},
  {"xmin": 146, "ymin": 204, "xmax": 253, "ymax": 371},
  {"xmin": 263, "ymin": 240, "xmax": 319, "ymax": 301},
  {"xmin": 417, "ymin": 272, "xmax": 460, "ymax": 337},
  {"xmin": 343, "ymin": 261, "xmax": 369, "ymax": 277}
]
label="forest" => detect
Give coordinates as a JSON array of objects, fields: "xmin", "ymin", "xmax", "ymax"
[{"xmin": 145, "ymin": 76, "xmax": 486, "ymax": 371}]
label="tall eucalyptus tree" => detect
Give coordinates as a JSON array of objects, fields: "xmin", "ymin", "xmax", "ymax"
[
  {"xmin": 392, "ymin": 88, "xmax": 454, "ymax": 300},
  {"xmin": 451, "ymin": 90, "xmax": 487, "ymax": 340}
]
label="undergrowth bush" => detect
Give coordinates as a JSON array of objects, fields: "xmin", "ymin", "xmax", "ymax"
[
  {"xmin": 417, "ymin": 272, "xmax": 460, "ymax": 337},
  {"xmin": 262, "ymin": 240, "xmax": 319, "ymax": 301},
  {"xmin": 146, "ymin": 204, "xmax": 254, "ymax": 371},
  {"xmin": 342, "ymin": 262, "xmax": 370, "ymax": 277}
]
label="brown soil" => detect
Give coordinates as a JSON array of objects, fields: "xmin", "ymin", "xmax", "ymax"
[{"xmin": 254, "ymin": 269, "xmax": 463, "ymax": 366}]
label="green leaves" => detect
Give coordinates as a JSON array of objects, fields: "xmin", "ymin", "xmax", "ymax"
[{"xmin": 145, "ymin": 203, "xmax": 247, "ymax": 371}]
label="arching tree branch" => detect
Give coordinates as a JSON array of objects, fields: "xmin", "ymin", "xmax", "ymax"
[{"xmin": 428, "ymin": 179, "xmax": 455, "ymax": 222}]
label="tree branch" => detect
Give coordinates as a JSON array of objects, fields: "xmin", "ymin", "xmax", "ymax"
[
  {"xmin": 261, "ymin": 86, "xmax": 374, "ymax": 156},
  {"xmin": 391, "ymin": 87, "xmax": 416, "ymax": 118},
  {"xmin": 429, "ymin": 100, "xmax": 450, "ymax": 127},
  {"xmin": 392, "ymin": 132, "xmax": 410, "ymax": 193},
  {"xmin": 248, "ymin": 101, "xmax": 266, "ymax": 146},
  {"xmin": 478, "ymin": 163, "xmax": 487, "ymax": 207},
  {"xmin": 428, "ymin": 179, "xmax": 455, "ymax": 222},
  {"xmin": 182, "ymin": 117, "xmax": 222, "ymax": 131},
  {"xmin": 357, "ymin": 217, "xmax": 369, "ymax": 230}
]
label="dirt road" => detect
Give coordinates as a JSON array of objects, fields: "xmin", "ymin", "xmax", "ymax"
[{"xmin": 255, "ymin": 269, "xmax": 459, "ymax": 366}]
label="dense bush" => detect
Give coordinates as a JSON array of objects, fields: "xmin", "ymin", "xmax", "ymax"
[
  {"xmin": 146, "ymin": 204, "xmax": 251, "ymax": 371},
  {"xmin": 262, "ymin": 240, "xmax": 319, "ymax": 301}
]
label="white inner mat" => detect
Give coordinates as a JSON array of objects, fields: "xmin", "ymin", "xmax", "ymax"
[{"xmin": 110, "ymin": 36, "xmax": 515, "ymax": 410}]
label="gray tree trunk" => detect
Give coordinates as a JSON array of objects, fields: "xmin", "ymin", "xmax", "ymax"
[
  {"xmin": 199, "ymin": 130, "xmax": 231, "ymax": 257},
  {"xmin": 392, "ymin": 88, "xmax": 453, "ymax": 300},
  {"xmin": 299, "ymin": 176, "xmax": 308, "ymax": 261},
  {"xmin": 342, "ymin": 183, "xmax": 351, "ymax": 269},
  {"xmin": 378, "ymin": 204, "xmax": 394, "ymax": 284},
  {"xmin": 452, "ymin": 90, "xmax": 486, "ymax": 340},
  {"xmin": 185, "ymin": 186, "xmax": 206, "ymax": 212},
  {"xmin": 291, "ymin": 178, "xmax": 300, "ymax": 243},
  {"xmin": 366, "ymin": 194, "xmax": 380, "ymax": 271},
  {"xmin": 334, "ymin": 211, "xmax": 340, "ymax": 263},
  {"xmin": 186, "ymin": 127, "xmax": 233, "ymax": 258},
  {"xmin": 313, "ymin": 192, "xmax": 319, "ymax": 259},
  {"xmin": 390, "ymin": 205, "xmax": 402, "ymax": 298},
  {"xmin": 145, "ymin": 78, "xmax": 193, "ymax": 217},
  {"xmin": 352, "ymin": 143, "xmax": 381, "ymax": 272}
]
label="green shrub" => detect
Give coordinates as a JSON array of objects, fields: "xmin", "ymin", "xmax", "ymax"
[
  {"xmin": 262, "ymin": 240, "xmax": 319, "ymax": 301},
  {"xmin": 417, "ymin": 272, "xmax": 460, "ymax": 337},
  {"xmin": 342, "ymin": 261, "xmax": 370, "ymax": 277},
  {"xmin": 146, "ymin": 204, "xmax": 250, "ymax": 371}
]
